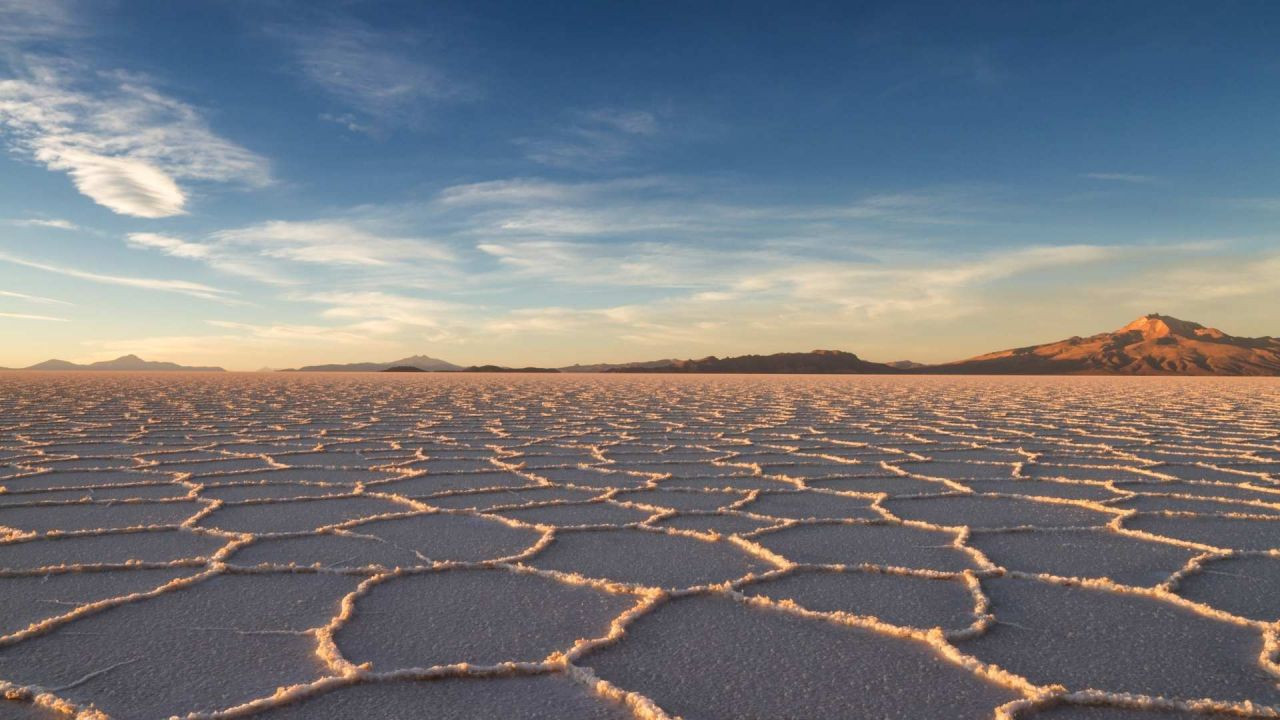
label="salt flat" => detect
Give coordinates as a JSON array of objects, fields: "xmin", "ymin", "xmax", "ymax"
[{"xmin": 0, "ymin": 373, "xmax": 1278, "ymax": 719}]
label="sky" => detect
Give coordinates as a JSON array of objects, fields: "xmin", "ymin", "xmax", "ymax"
[{"xmin": 1, "ymin": 0, "xmax": 1278, "ymax": 370}]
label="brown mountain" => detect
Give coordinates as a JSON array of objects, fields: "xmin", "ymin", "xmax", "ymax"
[
  {"xmin": 607, "ymin": 349, "xmax": 899, "ymax": 374},
  {"xmin": 934, "ymin": 314, "xmax": 1280, "ymax": 376}
]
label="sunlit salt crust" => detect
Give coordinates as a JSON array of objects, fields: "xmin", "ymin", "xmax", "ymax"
[{"xmin": 0, "ymin": 372, "xmax": 1278, "ymax": 719}]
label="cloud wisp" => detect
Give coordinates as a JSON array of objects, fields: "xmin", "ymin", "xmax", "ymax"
[
  {"xmin": 517, "ymin": 109, "xmax": 660, "ymax": 169},
  {"xmin": 273, "ymin": 15, "xmax": 470, "ymax": 132},
  {"xmin": 0, "ymin": 251, "xmax": 236, "ymax": 301},
  {"xmin": 0, "ymin": 289, "xmax": 72, "ymax": 305},
  {"xmin": 0, "ymin": 311, "xmax": 68, "ymax": 322}
]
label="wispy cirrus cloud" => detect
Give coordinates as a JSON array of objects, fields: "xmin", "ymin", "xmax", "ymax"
[
  {"xmin": 0, "ymin": 62, "xmax": 270, "ymax": 217},
  {"xmin": 7, "ymin": 217, "xmax": 79, "ymax": 230},
  {"xmin": 0, "ymin": 311, "xmax": 68, "ymax": 322},
  {"xmin": 211, "ymin": 220, "xmax": 453, "ymax": 266},
  {"xmin": 0, "ymin": 289, "xmax": 72, "ymax": 305},
  {"xmin": 1082, "ymin": 172, "xmax": 1156, "ymax": 184},
  {"xmin": 273, "ymin": 15, "xmax": 470, "ymax": 132},
  {"xmin": 0, "ymin": 0, "xmax": 81, "ymax": 43},
  {"xmin": 517, "ymin": 109, "xmax": 660, "ymax": 169},
  {"xmin": 0, "ymin": 250, "xmax": 235, "ymax": 301},
  {"xmin": 124, "ymin": 220, "xmax": 455, "ymax": 288}
]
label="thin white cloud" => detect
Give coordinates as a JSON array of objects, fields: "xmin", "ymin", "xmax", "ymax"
[
  {"xmin": 124, "ymin": 232, "xmax": 288, "ymax": 285},
  {"xmin": 126, "ymin": 232, "xmax": 211, "ymax": 259},
  {"xmin": 1083, "ymin": 172, "xmax": 1156, "ymax": 184},
  {"xmin": 210, "ymin": 220, "xmax": 452, "ymax": 266},
  {"xmin": 0, "ymin": 251, "xmax": 235, "ymax": 301},
  {"xmin": 517, "ymin": 108, "xmax": 660, "ymax": 169},
  {"xmin": 1228, "ymin": 197, "xmax": 1280, "ymax": 212},
  {"xmin": 0, "ymin": 62, "xmax": 270, "ymax": 217},
  {"xmin": 0, "ymin": 289, "xmax": 72, "ymax": 305},
  {"xmin": 305, "ymin": 290, "xmax": 462, "ymax": 329},
  {"xmin": 0, "ymin": 311, "xmax": 68, "ymax": 322},
  {"xmin": 275, "ymin": 17, "xmax": 469, "ymax": 131},
  {"xmin": 0, "ymin": 0, "xmax": 80, "ymax": 43},
  {"xmin": 7, "ymin": 217, "xmax": 79, "ymax": 230}
]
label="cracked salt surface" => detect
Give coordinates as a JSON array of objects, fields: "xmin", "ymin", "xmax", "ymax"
[{"xmin": 0, "ymin": 374, "xmax": 1278, "ymax": 719}]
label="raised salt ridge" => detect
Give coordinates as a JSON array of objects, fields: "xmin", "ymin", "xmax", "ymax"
[{"xmin": 0, "ymin": 373, "xmax": 1277, "ymax": 719}]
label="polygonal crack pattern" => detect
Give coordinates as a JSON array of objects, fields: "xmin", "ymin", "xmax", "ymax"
[{"xmin": 0, "ymin": 373, "xmax": 1278, "ymax": 718}]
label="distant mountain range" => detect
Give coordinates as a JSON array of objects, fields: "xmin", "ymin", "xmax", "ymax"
[
  {"xmin": 607, "ymin": 349, "xmax": 899, "ymax": 374},
  {"xmin": 381, "ymin": 364, "xmax": 560, "ymax": 373},
  {"xmin": 559, "ymin": 359, "xmax": 678, "ymax": 372},
  {"xmin": 13, "ymin": 354, "xmax": 225, "ymax": 372},
  {"xmin": 6, "ymin": 315, "xmax": 1276, "ymax": 376},
  {"xmin": 283, "ymin": 355, "xmax": 462, "ymax": 372}
]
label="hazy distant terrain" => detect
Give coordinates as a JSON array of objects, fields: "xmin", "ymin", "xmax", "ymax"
[{"xmin": 0, "ymin": 374, "xmax": 1278, "ymax": 718}]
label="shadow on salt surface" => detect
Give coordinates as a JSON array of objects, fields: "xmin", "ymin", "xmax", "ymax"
[
  {"xmin": 1174, "ymin": 555, "xmax": 1280, "ymax": 622},
  {"xmin": 1123, "ymin": 515, "xmax": 1280, "ymax": 551},
  {"xmin": 335, "ymin": 568, "xmax": 636, "ymax": 669},
  {"xmin": 148, "ymin": 457, "xmax": 277, "ymax": 475},
  {"xmin": 529, "ymin": 527, "xmax": 769, "ymax": 589},
  {"xmin": 0, "ymin": 529, "xmax": 227, "ymax": 570},
  {"xmin": 198, "ymin": 482, "xmax": 350, "ymax": 502},
  {"xmin": 492, "ymin": 501, "xmax": 653, "ymax": 527},
  {"xmin": 657, "ymin": 474, "xmax": 789, "ymax": 491},
  {"xmin": 0, "ymin": 470, "xmax": 170, "ymax": 491},
  {"xmin": 342, "ymin": 512, "xmax": 542, "ymax": 561},
  {"xmin": 24, "ymin": 457, "xmax": 137, "ymax": 471},
  {"xmin": 741, "ymin": 569, "xmax": 977, "ymax": 631},
  {"xmin": 650, "ymin": 511, "xmax": 780, "ymax": 535},
  {"xmin": 893, "ymin": 460, "xmax": 1020, "ymax": 480},
  {"xmin": 0, "ymin": 572, "xmax": 359, "ymax": 720},
  {"xmin": 197, "ymin": 496, "xmax": 406, "ymax": 534},
  {"xmin": 883, "ymin": 495, "xmax": 1113, "ymax": 529},
  {"xmin": 753, "ymin": 522, "xmax": 976, "ymax": 571},
  {"xmin": 1022, "ymin": 465, "xmax": 1158, "ymax": 482},
  {"xmin": 366, "ymin": 471, "xmax": 536, "ymax": 495},
  {"xmin": 226, "ymin": 532, "xmax": 423, "ymax": 569},
  {"xmin": 524, "ymin": 467, "xmax": 651, "ymax": 489},
  {"xmin": 957, "ymin": 577, "xmax": 1280, "ymax": 705},
  {"xmin": 582, "ymin": 594, "xmax": 1019, "ymax": 719},
  {"xmin": 0, "ymin": 501, "xmax": 204, "ymax": 533},
  {"xmin": 1114, "ymin": 479, "xmax": 1280, "ymax": 502},
  {"xmin": 958, "ymin": 479, "xmax": 1120, "ymax": 501},
  {"xmin": 966, "ymin": 529, "xmax": 1197, "ymax": 586},
  {"xmin": 210, "ymin": 467, "xmax": 402, "ymax": 485},
  {"xmin": 1114, "ymin": 495, "xmax": 1280, "ymax": 516},
  {"xmin": 1026, "ymin": 706, "xmax": 1241, "ymax": 719},
  {"xmin": 421, "ymin": 486, "xmax": 600, "ymax": 510},
  {"xmin": 613, "ymin": 488, "xmax": 744, "ymax": 512},
  {"xmin": 0, "ymin": 568, "xmax": 195, "ymax": 636},
  {"xmin": 0, "ymin": 484, "xmax": 191, "ymax": 504},
  {"xmin": 805, "ymin": 474, "xmax": 951, "ymax": 494},
  {"xmin": 245, "ymin": 675, "xmax": 634, "ymax": 719},
  {"xmin": 740, "ymin": 490, "xmax": 880, "ymax": 520}
]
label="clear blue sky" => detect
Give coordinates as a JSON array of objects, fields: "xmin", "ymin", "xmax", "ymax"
[{"xmin": 1, "ymin": 0, "xmax": 1277, "ymax": 369}]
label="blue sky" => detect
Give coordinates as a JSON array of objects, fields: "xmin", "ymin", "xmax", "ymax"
[{"xmin": 1, "ymin": 0, "xmax": 1278, "ymax": 369}]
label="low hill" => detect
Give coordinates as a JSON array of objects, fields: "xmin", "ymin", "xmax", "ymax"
[
  {"xmin": 462, "ymin": 365, "xmax": 560, "ymax": 373},
  {"xmin": 286, "ymin": 354, "xmax": 461, "ymax": 372},
  {"xmin": 607, "ymin": 349, "xmax": 900, "ymax": 374},
  {"xmin": 559, "ymin": 359, "xmax": 679, "ymax": 372},
  {"xmin": 934, "ymin": 314, "xmax": 1280, "ymax": 376}
]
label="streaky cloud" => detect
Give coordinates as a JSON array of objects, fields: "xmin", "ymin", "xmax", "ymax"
[
  {"xmin": 0, "ymin": 251, "xmax": 236, "ymax": 301},
  {"xmin": 0, "ymin": 311, "xmax": 69, "ymax": 322}
]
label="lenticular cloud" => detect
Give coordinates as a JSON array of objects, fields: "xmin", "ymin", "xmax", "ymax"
[{"xmin": 0, "ymin": 65, "xmax": 269, "ymax": 218}]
